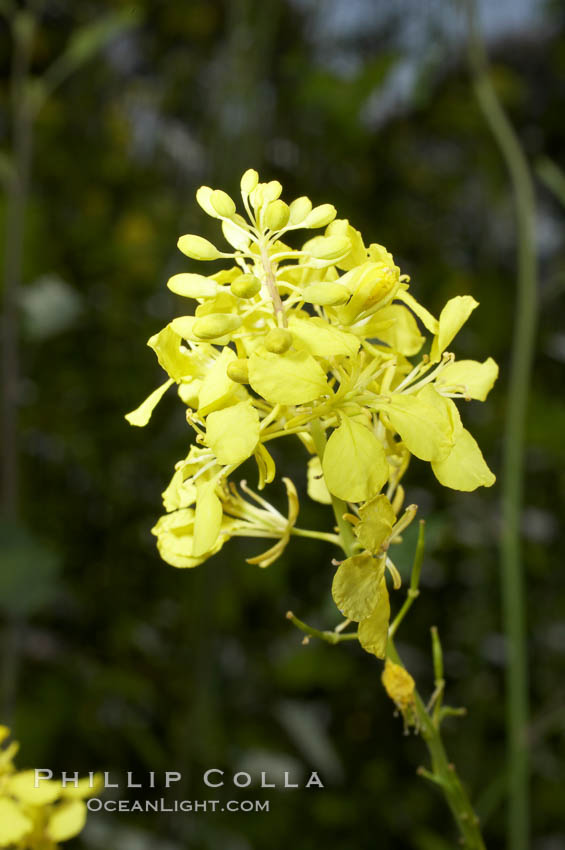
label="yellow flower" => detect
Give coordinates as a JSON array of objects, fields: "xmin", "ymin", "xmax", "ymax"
[
  {"xmin": 382, "ymin": 660, "xmax": 417, "ymax": 726},
  {"xmin": 0, "ymin": 729, "xmax": 100, "ymax": 849},
  {"xmin": 127, "ymin": 169, "xmax": 498, "ymax": 656}
]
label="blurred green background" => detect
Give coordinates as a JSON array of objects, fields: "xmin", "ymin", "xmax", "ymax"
[{"xmin": 1, "ymin": 1, "xmax": 564, "ymax": 848}]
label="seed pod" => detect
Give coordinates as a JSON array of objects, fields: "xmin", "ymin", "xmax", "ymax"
[
  {"xmin": 265, "ymin": 200, "xmax": 290, "ymax": 231},
  {"xmin": 264, "ymin": 328, "xmax": 293, "ymax": 354},
  {"xmin": 193, "ymin": 313, "xmax": 242, "ymax": 339},
  {"xmin": 230, "ymin": 274, "xmax": 261, "ymax": 298},
  {"xmin": 178, "ymin": 234, "xmax": 221, "ymax": 261},
  {"xmin": 226, "ymin": 359, "xmax": 249, "ymax": 383}
]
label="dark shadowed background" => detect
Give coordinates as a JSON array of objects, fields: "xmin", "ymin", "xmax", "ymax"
[{"xmin": 1, "ymin": 1, "xmax": 564, "ymax": 848}]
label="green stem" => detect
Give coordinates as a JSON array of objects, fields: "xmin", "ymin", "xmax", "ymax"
[
  {"xmin": 466, "ymin": 6, "xmax": 535, "ymax": 848},
  {"xmin": 285, "ymin": 611, "xmax": 358, "ymax": 644},
  {"xmin": 310, "ymin": 423, "xmax": 485, "ymax": 848},
  {"xmin": 2, "ymin": 11, "xmax": 34, "ymax": 520},
  {"xmin": 291, "ymin": 527, "xmax": 341, "ymax": 545},
  {"xmin": 1, "ymin": 9, "xmax": 35, "ymax": 726},
  {"xmin": 389, "ymin": 519, "xmax": 425, "ymax": 638},
  {"xmin": 389, "ymin": 640, "xmax": 485, "ymax": 849},
  {"xmin": 536, "ymin": 156, "xmax": 565, "ymax": 207}
]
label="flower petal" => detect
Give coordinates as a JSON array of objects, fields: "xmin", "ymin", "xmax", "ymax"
[
  {"xmin": 205, "ymin": 401, "xmax": 260, "ymax": 466},
  {"xmin": 125, "ymin": 379, "xmax": 174, "ymax": 427},
  {"xmin": 430, "ymin": 295, "xmax": 478, "ymax": 361},
  {"xmin": 436, "ymin": 357, "xmax": 499, "ymax": 401},
  {"xmin": 323, "ymin": 418, "xmax": 388, "ymax": 502},
  {"xmin": 332, "ymin": 553, "xmax": 385, "ymax": 621},
  {"xmin": 0, "ymin": 797, "xmax": 33, "ymax": 846},
  {"xmin": 432, "ymin": 428, "xmax": 495, "ymax": 491},
  {"xmin": 358, "ymin": 579, "xmax": 390, "ymax": 658},
  {"xmin": 47, "ymin": 800, "xmax": 87, "ymax": 842},
  {"xmin": 248, "ymin": 349, "xmax": 328, "ymax": 405},
  {"xmin": 355, "ymin": 494, "xmax": 396, "ymax": 553}
]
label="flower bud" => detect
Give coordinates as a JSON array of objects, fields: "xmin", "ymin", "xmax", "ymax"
[
  {"xmin": 178, "ymin": 235, "xmax": 221, "ymax": 261},
  {"xmin": 211, "ymin": 189, "xmax": 236, "ymax": 217},
  {"xmin": 381, "ymin": 660, "xmax": 415, "ymax": 709},
  {"xmin": 241, "ymin": 169, "xmax": 259, "ymax": 195},
  {"xmin": 167, "ymin": 273, "xmax": 218, "ymax": 298},
  {"xmin": 230, "ymin": 274, "xmax": 261, "ymax": 298},
  {"xmin": 302, "ymin": 283, "xmax": 350, "ymax": 306},
  {"xmin": 289, "ymin": 196, "xmax": 312, "ymax": 225},
  {"xmin": 264, "ymin": 180, "xmax": 283, "ymax": 203},
  {"xmin": 196, "ymin": 186, "xmax": 216, "ymax": 217},
  {"xmin": 226, "ymin": 359, "xmax": 249, "ymax": 383},
  {"xmin": 171, "ymin": 316, "xmax": 196, "ymax": 338},
  {"xmin": 193, "ymin": 313, "xmax": 242, "ymax": 339},
  {"xmin": 303, "ymin": 204, "xmax": 337, "ymax": 229},
  {"xmin": 250, "ymin": 183, "xmax": 265, "ymax": 211},
  {"xmin": 306, "ymin": 235, "xmax": 351, "ymax": 261},
  {"xmin": 265, "ymin": 200, "xmax": 290, "ymax": 231},
  {"xmin": 339, "ymin": 262, "xmax": 400, "ymax": 323},
  {"xmin": 264, "ymin": 328, "xmax": 293, "ymax": 354}
]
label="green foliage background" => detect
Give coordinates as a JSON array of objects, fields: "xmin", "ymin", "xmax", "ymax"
[{"xmin": 1, "ymin": 1, "xmax": 564, "ymax": 848}]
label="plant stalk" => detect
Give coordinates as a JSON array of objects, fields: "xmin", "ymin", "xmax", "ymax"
[
  {"xmin": 466, "ymin": 5, "xmax": 536, "ymax": 847},
  {"xmin": 310, "ymin": 419, "xmax": 486, "ymax": 848},
  {"xmin": 2, "ymin": 12, "xmax": 34, "ymax": 520}
]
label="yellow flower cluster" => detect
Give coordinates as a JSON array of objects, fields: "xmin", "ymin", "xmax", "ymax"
[
  {"xmin": 127, "ymin": 169, "xmax": 497, "ymax": 657},
  {"xmin": 0, "ymin": 727, "xmax": 99, "ymax": 848}
]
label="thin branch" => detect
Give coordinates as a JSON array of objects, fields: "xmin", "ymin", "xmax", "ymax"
[
  {"xmin": 285, "ymin": 611, "xmax": 358, "ymax": 645},
  {"xmin": 466, "ymin": 4, "xmax": 536, "ymax": 847}
]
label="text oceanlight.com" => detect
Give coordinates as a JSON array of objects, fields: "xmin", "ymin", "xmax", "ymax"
[
  {"xmin": 32, "ymin": 769, "xmax": 323, "ymax": 816},
  {"xmin": 87, "ymin": 799, "xmax": 270, "ymax": 813}
]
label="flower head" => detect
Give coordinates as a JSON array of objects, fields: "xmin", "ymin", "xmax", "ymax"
[
  {"xmin": 0, "ymin": 727, "xmax": 100, "ymax": 849},
  {"xmin": 127, "ymin": 169, "xmax": 498, "ymax": 653}
]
